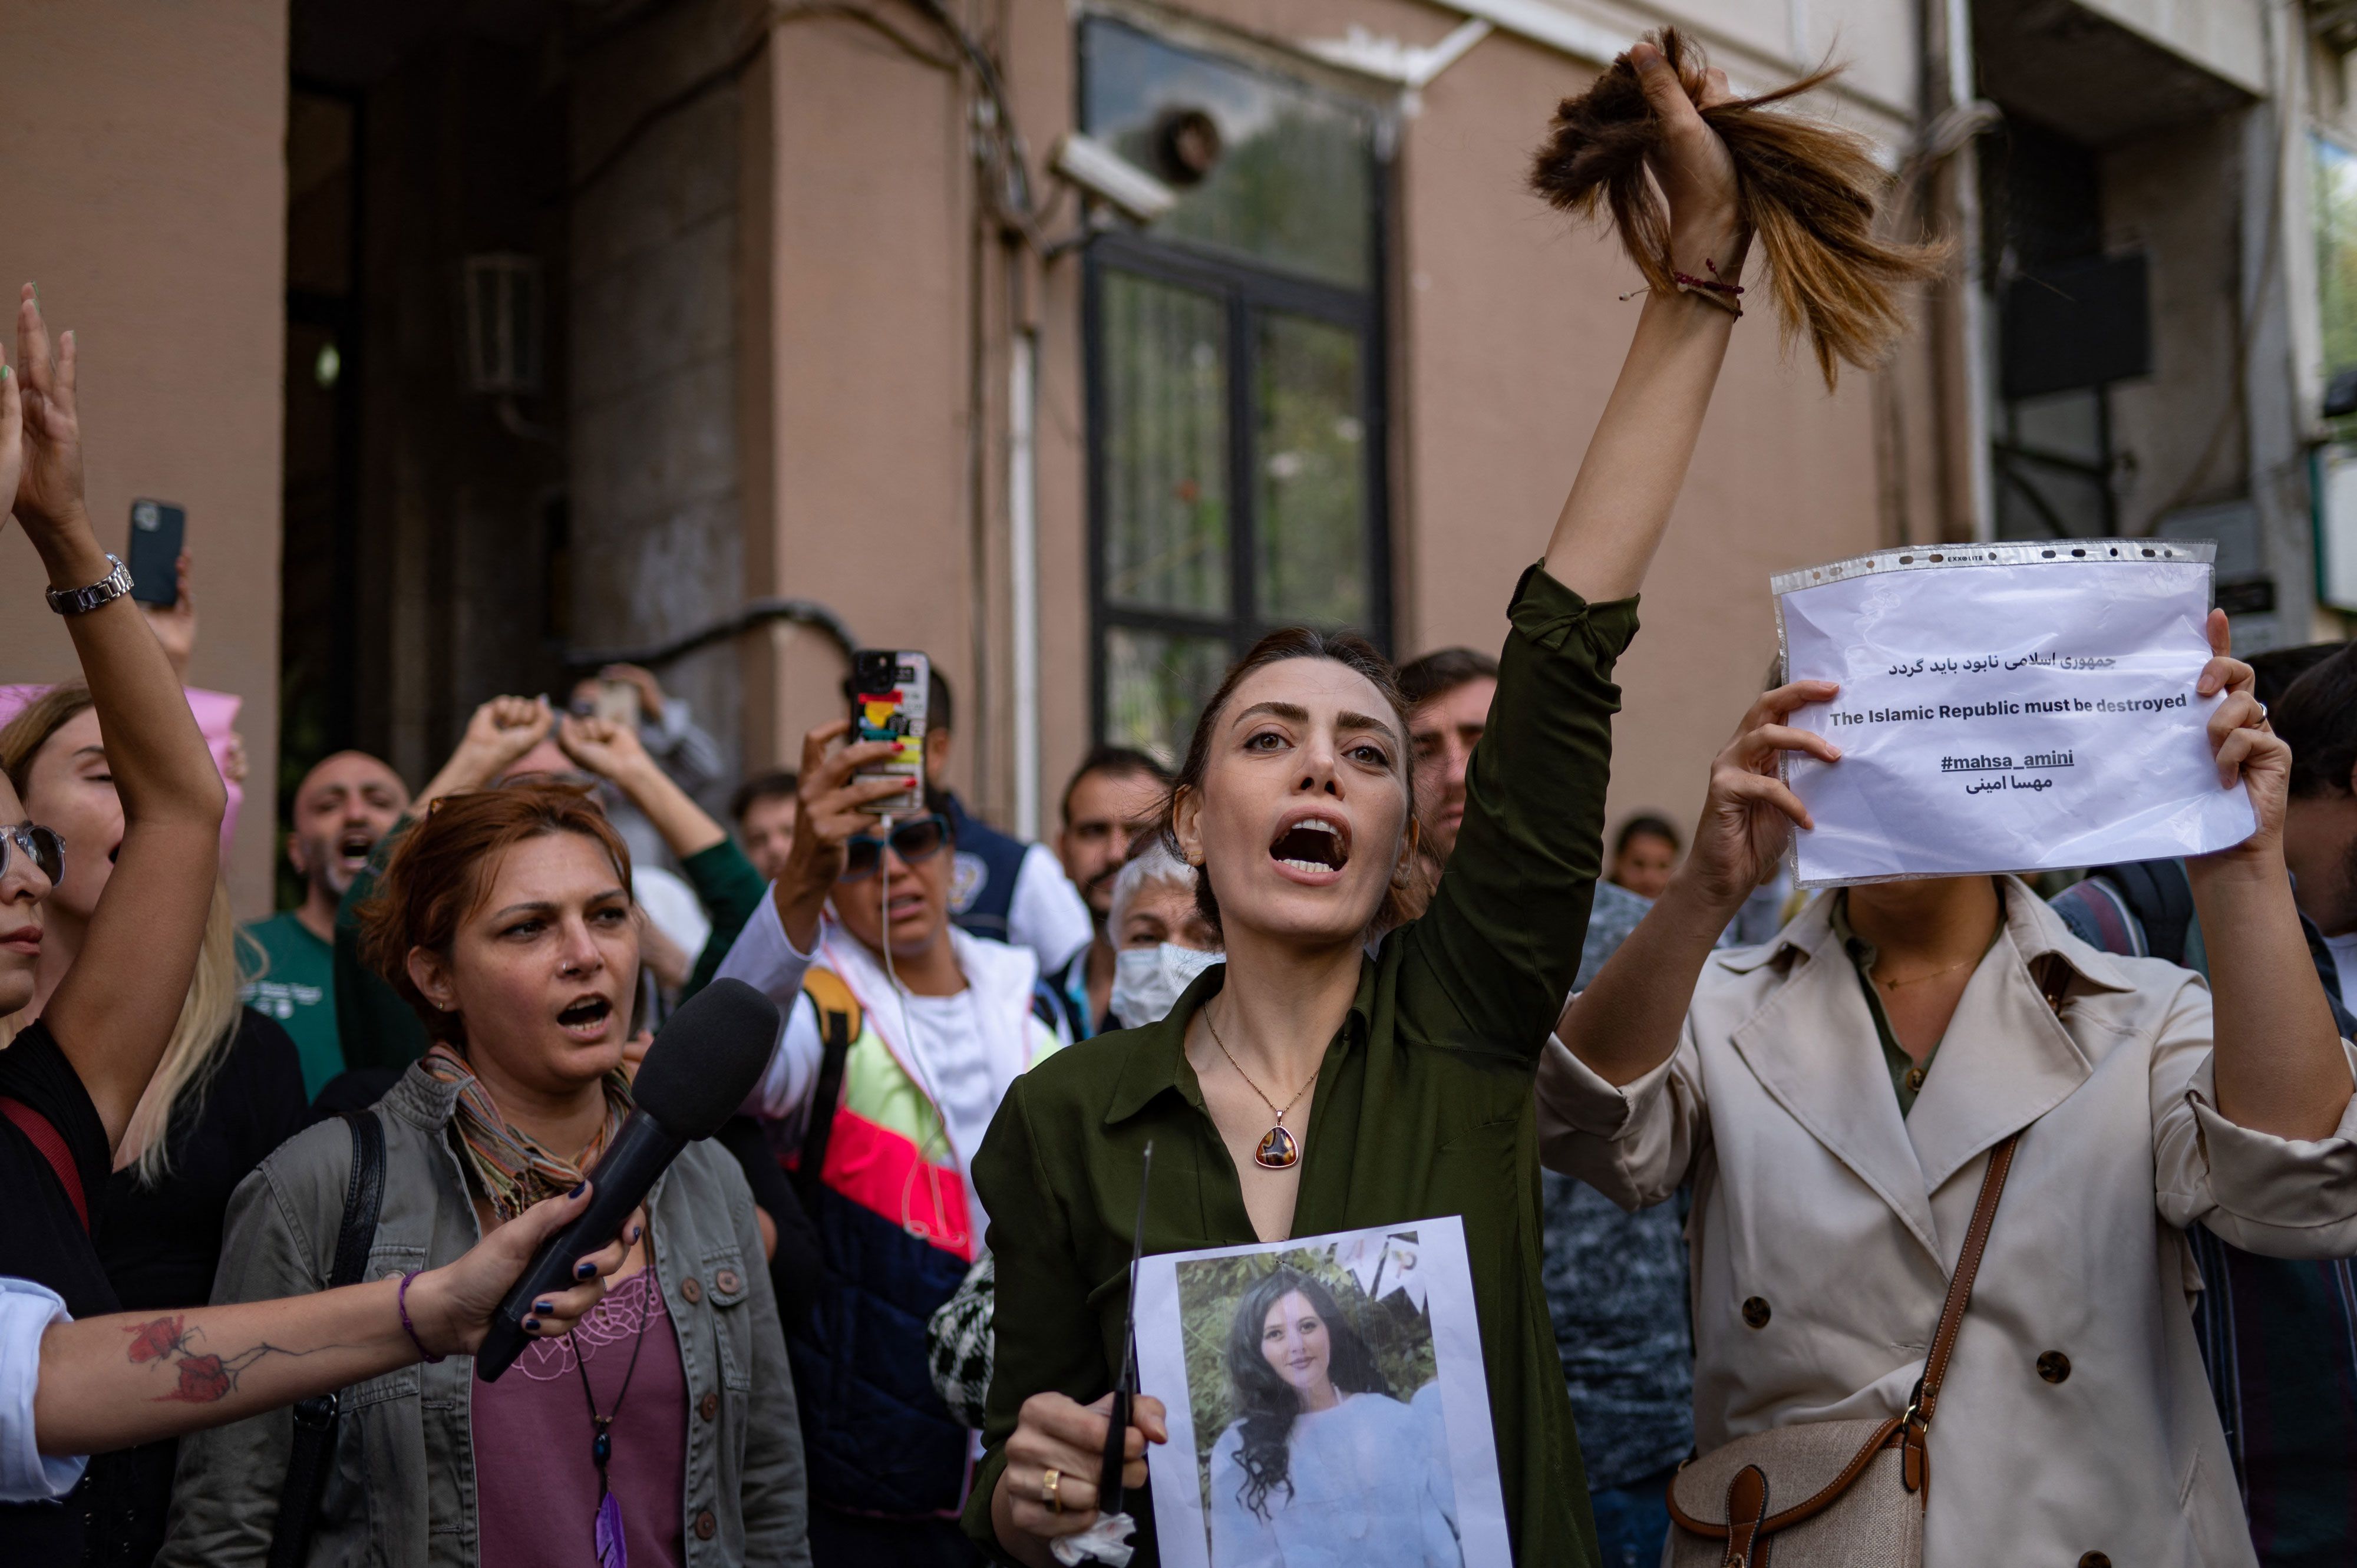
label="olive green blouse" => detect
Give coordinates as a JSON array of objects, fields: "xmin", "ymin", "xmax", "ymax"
[{"xmin": 964, "ymin": 566, "xmax": 1636, "ymax": 1568}]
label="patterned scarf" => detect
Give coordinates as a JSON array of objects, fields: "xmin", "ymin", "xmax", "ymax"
[{"xmin": 419, "ymin": 1044, "xmax": 634, "ymax": 1223}]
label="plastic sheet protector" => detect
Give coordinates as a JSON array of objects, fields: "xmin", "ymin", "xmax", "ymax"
[{"xmin": 1772, "ymin": 540, "xmax": 2254, "ymax": 889}]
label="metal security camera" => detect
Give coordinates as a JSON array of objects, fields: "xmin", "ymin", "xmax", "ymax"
[{"xmin": 1051, "ymin": 133, "xmax": 1177, "ymax": 225}]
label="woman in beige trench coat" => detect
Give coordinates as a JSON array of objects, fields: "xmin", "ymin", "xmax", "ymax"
[{"xmin": 1539, "ymin": 623, "xmax": 2357, "ymax": 1567}]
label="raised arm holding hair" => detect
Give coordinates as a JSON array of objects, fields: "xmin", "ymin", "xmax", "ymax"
[{"xmin": 979, "ymin": 39, "xmax": 1791, "ymax": 1568}]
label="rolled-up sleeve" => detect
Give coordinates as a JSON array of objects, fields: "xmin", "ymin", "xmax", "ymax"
[
  {"xmin": 0, "ymin": 1278, "xmax": 82, "ymax": 1504},
  {"xmin": 1397, "ymin": 566, "xmax": 1640, "ymax": 1064},
  {"xmin": 2152, "ymin": 975, "xmax": 2357, "ymax": 1255},
  {"xmin": 1535, "ymin": 1020, "xmax": 1711, "ymax": 1214}
]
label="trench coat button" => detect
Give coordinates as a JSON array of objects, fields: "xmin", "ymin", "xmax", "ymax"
[
  {"xmin": 1741, "ymin": 1296, "xmax": 1771, "ymax": 1329},
  {"xmin": 2079, "ymin": 1553, "xmax": 2110, "ymax": 1568},
  {"xmin": 715, "ymin": 1267, "xmax": 741, "ymax": 1295},
  {"xmin": 2038, "ymin": 1351, "xmax": 2072, "ymax": 1384},
  {"xmin": 1904, "ymin": 1066, "xmax": 1927, "ymax": 1092},
  {"xmin": 700, "ymin": 1391, "xmax": 719, "ymax": 1422},
  {"xmin": 681, "ymin": 1276, "xmax": 703, "ymax": 1305},
  {"xmin": 694, "ymin": 1509, "xmax": 717, "ymax": 1540}
]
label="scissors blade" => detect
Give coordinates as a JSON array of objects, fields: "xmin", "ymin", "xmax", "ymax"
[{"xmin": 1098, "ymin": 1141, "xmax": 1154, "ymax": 1514}]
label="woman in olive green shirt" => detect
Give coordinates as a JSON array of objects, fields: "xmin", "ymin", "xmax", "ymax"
[{"xmin": 970, "ymin": 45, "xmax": 1747, "ymax": 1568}]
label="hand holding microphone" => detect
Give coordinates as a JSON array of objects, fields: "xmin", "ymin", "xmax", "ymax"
[{"xmin": 475, "ymin": 978, "xmax": 783, "ymax": 1379}]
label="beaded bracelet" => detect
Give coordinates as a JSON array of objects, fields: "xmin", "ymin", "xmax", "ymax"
[{"xmin": 397, "ymin": 1269, "xmax": 446, "ymax": 1364}]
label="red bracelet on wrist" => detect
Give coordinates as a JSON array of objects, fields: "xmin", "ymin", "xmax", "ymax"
[{"xmin": 1673, "ymin": 257, "xmax": 1745, "ymax": 316}]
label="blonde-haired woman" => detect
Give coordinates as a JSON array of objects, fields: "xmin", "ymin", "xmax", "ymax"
[{"xmin": 1, "ymin": 685, "xmax": 307, "ymax": 1565}]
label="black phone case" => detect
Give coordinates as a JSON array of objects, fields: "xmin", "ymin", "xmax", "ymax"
[{"xmin": 127, "ymin": 500, "xmax": 186, "ymax": 606}]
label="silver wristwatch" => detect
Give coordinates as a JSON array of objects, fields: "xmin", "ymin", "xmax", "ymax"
[{"xmin": 46, "ymin": 554, "xmax": 134, "ymax": 616}]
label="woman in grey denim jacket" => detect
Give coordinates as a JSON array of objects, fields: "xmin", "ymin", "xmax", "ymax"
[{"xmin": 160, "ymin": 775, "xmax": 808, "ymax": 1568}]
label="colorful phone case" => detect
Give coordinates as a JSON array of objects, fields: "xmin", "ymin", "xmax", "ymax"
[{"xmin": 850, "ymin": 651, "xmax": 928, "ymax": 813}]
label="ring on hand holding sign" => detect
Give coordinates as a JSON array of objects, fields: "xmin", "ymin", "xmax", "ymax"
[
  {"xmin": 1132, "ymin": 1216, "xmax": 1506, "ymax": 1568},
  {"xmin": 1772, "ymin": 540, "xmax": 2255, "ymax": 888}
]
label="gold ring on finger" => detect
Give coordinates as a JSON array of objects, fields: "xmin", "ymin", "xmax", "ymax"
[{"xmin": 1042, "ymin": 1467, "xmax": 1062, "ymax": 1515}]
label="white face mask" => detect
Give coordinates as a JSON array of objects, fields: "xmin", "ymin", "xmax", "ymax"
[{"xmin": 1109, "ymin": 943, "xmax": 1222, "ymax": 1031}]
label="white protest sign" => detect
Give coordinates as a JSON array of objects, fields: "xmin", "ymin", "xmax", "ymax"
[{"xmin": 1773, "ymin": 541, "xmax": 2254, "ymax": 889}]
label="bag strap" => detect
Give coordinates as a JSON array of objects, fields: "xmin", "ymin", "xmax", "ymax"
[
  {"xmin": 1900, "ymin": 955, "xmax": 2069, "ymax": 1489},
  {"xmin": 268, "ymin": 1111, "xmax": 385, "ymax": 1568},
  {"xmin": 794, "ymin": 972, "xmax": 861, "ymax": 1203},
  {"xmin": 1, "ymin": 1095, "xmax": 88, "ymax": 1232}
]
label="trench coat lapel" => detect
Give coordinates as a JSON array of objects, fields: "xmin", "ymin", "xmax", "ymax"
[
  {"xmin": 1729, "ymin": 909, "xmax": 1943, "ymax": 1263},
  {"xmin": 1905, "ymin": 882, "xmax": 2112, "ymax": 1196}
]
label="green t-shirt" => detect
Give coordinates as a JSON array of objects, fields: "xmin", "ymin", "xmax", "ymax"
[{"xmin": 242, "ymin": 910, "xmax": 341, "ymax": 1098}]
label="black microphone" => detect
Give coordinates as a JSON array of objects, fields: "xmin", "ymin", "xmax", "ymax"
[{"xmin": 474, "ymin": 978, "xmax": 781, "ymax": 1380}]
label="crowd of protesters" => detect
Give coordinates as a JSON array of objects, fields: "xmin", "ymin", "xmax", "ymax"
[{"xmin": 5, "ymin": 29, "xmax": 2357, "ymax": 1568}]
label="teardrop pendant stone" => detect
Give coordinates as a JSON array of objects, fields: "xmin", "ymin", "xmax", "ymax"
[{"xmin": 1254, "ymin": 1124, "xmax": 1300, "ymax": 1170}]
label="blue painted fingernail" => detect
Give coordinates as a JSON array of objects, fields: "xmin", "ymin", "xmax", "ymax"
[
  {"xmin": 568, "ymin": 1181, "xmax": 586, "ymax": 1198},
  {"xmin": 533, "ymin": 1299, "xmax": 553, "ymax": 1315},
  {"xmin": 523, "ymin": 1316, "xmax": 542, "ymax": 1333},
  {"xmin": 576, "ymin": 1261, "xmax": 596, "ymax": 1280}
]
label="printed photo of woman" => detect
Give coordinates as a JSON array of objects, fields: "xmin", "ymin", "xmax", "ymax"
[{"xmin": 1205, "ymin": 1268, "xmax": 1460, "ymax": 1568}]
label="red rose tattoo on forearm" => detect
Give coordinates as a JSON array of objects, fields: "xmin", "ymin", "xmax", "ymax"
[{"xmin": 121, "ymin": 1313, "xmax": 323, "ymax": 1404}]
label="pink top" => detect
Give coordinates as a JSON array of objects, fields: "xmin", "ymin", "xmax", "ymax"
[
  {"xmin": 473, "ymin": 1270, "xmax": 688, "ymax": 1568},
  {"xmin": 0, "ymin": 682, "xmax": 243, "ymax": 857}
]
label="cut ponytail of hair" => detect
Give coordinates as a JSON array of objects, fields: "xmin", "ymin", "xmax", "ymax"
[{"xmin": 1529, "ymin": 27, "xmax": 1945, "ymax": 388}]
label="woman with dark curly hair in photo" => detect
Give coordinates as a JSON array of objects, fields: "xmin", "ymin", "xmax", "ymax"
[{"xmin": 1207, "ymin": 1269, "xmax": 1457, "ymax": 1568}]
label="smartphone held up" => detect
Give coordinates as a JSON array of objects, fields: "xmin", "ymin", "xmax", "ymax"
[
  {"xmin": 849, "ymin": 649, "xmax": 927, "ymax": 816},
  {"xmin": 127, "ymin": 499, "xmax": 186, "ymax": 606}
]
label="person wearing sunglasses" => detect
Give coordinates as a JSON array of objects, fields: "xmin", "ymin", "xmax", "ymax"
[
  {"xmin": 717, "ymin": 717, "xmax": 1069, "ymax": 1567},
  {"xmin": 0, "ymin": 284, "xmax": 231, "ymax": 1567}
]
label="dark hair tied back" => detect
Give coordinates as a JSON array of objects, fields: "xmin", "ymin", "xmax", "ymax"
[{"xmin": 1529, "ymin": 27, "xmax": 1945, "ymax": 388}]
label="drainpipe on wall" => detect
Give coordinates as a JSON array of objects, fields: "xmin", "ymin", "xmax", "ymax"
[
  {"xmin": 1009, "ymin": 321, "xmax": 1041, "ymax": 841},
  {"xmin": 1923, "ymin": 0, "xmax": 1996, "ymax": 543}
]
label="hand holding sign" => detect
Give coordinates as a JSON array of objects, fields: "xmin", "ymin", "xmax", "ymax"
[
  {"xmin": 2195, "ymin": 609, "xmax": 2290, "ymax": 864},
  {"xmin": 1681, "ymin": 680, "xmax": 1843, "ymax": 914},
  {"xmin": 1772, "ymin": 542, "xmax": 2256, "ymax": 887}
]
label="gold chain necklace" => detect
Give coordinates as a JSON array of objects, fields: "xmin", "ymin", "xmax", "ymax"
[
  {"xmin": 1202, "ymin": 1005, "xmax": 1317, "ymax": 1170},
  {"xmin": 1871, "ymin": 953, "xmax": 1976, "ymax": 991}
]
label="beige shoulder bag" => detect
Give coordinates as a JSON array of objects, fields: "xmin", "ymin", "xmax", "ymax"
[{"xmin": 1663, "ymin": 960, "xmax": 2060, "ymax": 1567}]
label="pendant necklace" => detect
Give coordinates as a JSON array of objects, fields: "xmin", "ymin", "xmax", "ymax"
[
  {"xmin": 573, "ymin": 1240, "xmax": 658, "ymax": 1568},
  {"xmin": 1203, "ymin": 1005, "xmax": 1318, "ymax": 1170}
]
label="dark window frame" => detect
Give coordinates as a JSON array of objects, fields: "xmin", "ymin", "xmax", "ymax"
[{"xmin": 1078, "ymin": 32, "xmax": 1393, "ymax": 752}]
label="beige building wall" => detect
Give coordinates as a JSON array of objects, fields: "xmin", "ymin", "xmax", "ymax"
[
  {"xmin": 0, "ymin": 0, "xmax": 287, "ymax": 917},
  {"xmin": 745, "ymin": 0, "xmax": 1930, "ymax": 842}
]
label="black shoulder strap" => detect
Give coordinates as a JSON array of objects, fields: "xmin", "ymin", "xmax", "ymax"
[
  {"xmin": 794, "ymin": 978, "xmax": 860, "ymax": 1206},
  {"xmin": 268, "ymin": 1111, "xmax": 385, "ymax": 1568},
  {"xmin": 2101, "ymin": 860, "xmax": 2196, "ymax": 968}
]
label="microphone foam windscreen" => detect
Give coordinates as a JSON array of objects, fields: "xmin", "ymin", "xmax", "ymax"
[{"xmin": 629, "ymin": 978, "xmax": 783, "ymax": 1140}]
